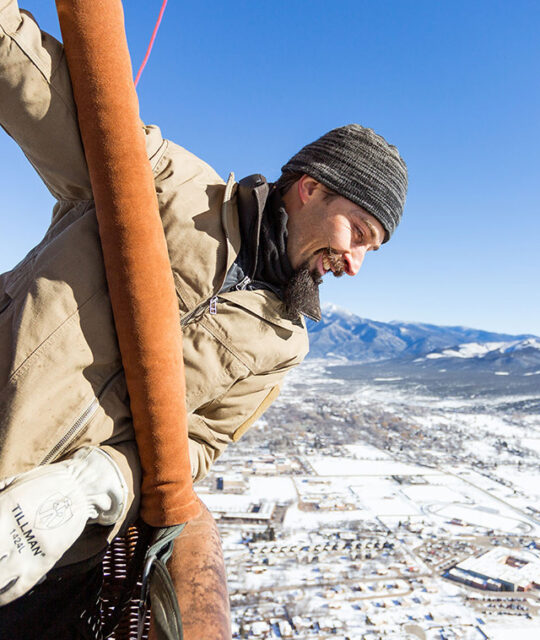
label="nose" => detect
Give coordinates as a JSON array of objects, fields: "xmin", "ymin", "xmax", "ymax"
[{"xmin": 345, "ymin": 246, "xmax": 367, "ymax": 276}]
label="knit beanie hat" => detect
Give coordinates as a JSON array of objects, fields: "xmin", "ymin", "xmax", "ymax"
[{"xmin": 281, "ymin": 124, "xmax": 408, "ymax": 241}]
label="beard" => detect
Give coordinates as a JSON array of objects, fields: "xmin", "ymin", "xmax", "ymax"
[
  {"xmin": 283, "ymin": 250, "xmax": 346, "ymax": 322},
  {"xmin": 283, "ymin": 261, "xmax": 323, "ymax": 322}
]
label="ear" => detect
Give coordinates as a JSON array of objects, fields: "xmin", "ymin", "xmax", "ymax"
[{"xmin": 297, "ymin": 175, "xmax": 320, "ymax": 205}]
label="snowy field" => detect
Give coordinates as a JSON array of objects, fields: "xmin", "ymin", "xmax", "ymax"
[
  {"xmin": 344, "ymin": 443, "xmax": 393, "ymax": 459},
  {"xmin": 521, "ymin": 437, "xmax": 540, "ymax": 455},
  {"xmin": 307, "ymin": 455, "xmax": 438, "ymax": 476},
  {"xmin": 429, "ymin": 503, "xmax": 532, "ymax": 534},
  {"xmin": 493, "ymin": 466, "xmax": 540, "ymax": 500},
  {"xmin": 401, "ymin": 484, "xmax": 464, "ymax": 503},
  {"xmin": 484, "ymin": 623, "xmax": 540, "ymax": 639},
  {"xmin": 282, "ymin": 504, "xmax": 372, "ymax": 529},
  {"xmin": 248, "ymin": 476, "xmax": 297, "ymax": 501}
]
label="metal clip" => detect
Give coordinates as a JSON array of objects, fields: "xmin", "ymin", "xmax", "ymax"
[
  {"xmin": 209, "ymin": 296, "xmax": 218, "ymax": 315},
  {"xmin": 234, "ymin": 276, "xmax": 251, "ymax": 291}
]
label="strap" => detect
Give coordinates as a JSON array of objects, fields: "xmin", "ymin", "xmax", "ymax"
[
  {"xmin": 137, "ymin": 524, "xmax": 185, "ymax": 640},
  {"xmin": 147, "ymin": 559, "xmax": 183, "ymax": 640}
]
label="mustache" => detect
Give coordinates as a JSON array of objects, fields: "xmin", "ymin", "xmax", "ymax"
[{"xmin": 322, "ymin": 247, "xmax": 345, "ymax": 278}]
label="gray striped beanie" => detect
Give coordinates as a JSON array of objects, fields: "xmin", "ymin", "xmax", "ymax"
[{"xmin": 281, "ymin": 124, "xmax": 408, "ymax": 241}]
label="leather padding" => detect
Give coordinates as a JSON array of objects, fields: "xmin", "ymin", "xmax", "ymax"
[{"xmin": 55, "ymin": 0, "xmax": 199, "ymax": 525}]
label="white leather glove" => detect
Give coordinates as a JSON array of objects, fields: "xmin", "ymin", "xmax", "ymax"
[{"xmin": 0, "ymin": 447, "xmax": 127, "ymax": 606}]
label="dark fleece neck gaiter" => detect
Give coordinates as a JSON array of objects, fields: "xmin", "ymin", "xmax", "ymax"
[
  {"xmin": 236, "ymin": 184, "xmax": 294, "ymax": 293},
  {"xmin": 236, "ymin": 180, "xmax": 321, "ymax": 321}
]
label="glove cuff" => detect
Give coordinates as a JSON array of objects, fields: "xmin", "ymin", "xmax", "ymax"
[{"xmin": 67, "ymin": 447, "xmax": 128, "ymax": 526}]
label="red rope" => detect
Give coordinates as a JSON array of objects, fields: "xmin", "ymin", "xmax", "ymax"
[{"xmin": 134, "ymin": 0, "xmax": 169, "ymax": 88}]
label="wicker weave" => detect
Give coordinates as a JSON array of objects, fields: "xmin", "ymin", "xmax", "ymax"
[{"xmin": 100, "ymin": 526, "xmax": 152, "ymax": 640}]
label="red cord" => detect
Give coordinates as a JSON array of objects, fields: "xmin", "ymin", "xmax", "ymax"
[{"xmin": 134, "ymin": 0, "xmax": 169, "ymax": 88}]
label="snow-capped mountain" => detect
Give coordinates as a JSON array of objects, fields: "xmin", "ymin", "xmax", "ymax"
[
  {"xmin": 306, "ymin": 304, "xmax": 538, "ymax": 364},
  {"xmin": 412, "ymin": 338, "xmax": 540, "ymax": 374}
]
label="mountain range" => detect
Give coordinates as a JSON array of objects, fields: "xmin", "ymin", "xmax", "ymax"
[{"xmin": 306, "ymin": 304, "xmax": 540, "ymax": 374}]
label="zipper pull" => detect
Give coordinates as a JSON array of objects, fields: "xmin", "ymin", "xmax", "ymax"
[
  {"xmin": 209, "ymin": 296, "xmax": 218, "ymax": 315},
  {"xmin": 235, "ymin": 276, "xmax": 251, "ymax": 291}
]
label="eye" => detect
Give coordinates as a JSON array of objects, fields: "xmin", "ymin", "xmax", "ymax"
[{"xmin": 353, "ymin": 224, "xmax": 365, "ymax": 244}]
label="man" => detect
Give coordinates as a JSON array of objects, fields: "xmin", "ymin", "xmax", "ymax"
[{"xmin": 0, "ymin": 0, "xmax": 407, "ymax": 631}]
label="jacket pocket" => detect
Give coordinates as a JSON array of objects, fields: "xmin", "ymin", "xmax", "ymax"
[
  {"xmin": 232, "ymin": 384, "xmax": 281, "ymax": 442},
  {"xmin": 38, "ymin": 369, "xmax": 123, "ymax": 465}
]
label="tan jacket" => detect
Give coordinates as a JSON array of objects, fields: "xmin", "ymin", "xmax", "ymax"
[{"xmin": 0, "ymin": 2, "xmax": 308, "ymax": 564}]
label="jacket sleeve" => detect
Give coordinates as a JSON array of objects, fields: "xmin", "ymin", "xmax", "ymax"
[
  {"xmin": 187, "ymin": 368, "xmax": 291, "ymax": 482},
  {"xmin": 0, "ymin": 1, "xmax": 93, "ymax": 201}
]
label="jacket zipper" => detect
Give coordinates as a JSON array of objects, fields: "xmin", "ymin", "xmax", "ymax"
[
  {"xmin": 179, "ymin": 285, "xmax": 240, "ymax": 326},
  {"xmin": 180, "ymin": 298, "xmax": 211, "ymax": 327},
  {"xmin": 180, "ymin": 275, "xmax": 283, "ymax": 326},
  {"xmin": 233, "ymin": 276, "xmax": 251, "ymax": 291},
  {"xmin": 207, "ymin": 276, "xmax": 251, "ymax": 317},
  {"xmin": 39, "ymin": 369, "xmax": 122, "ymax": 465}
]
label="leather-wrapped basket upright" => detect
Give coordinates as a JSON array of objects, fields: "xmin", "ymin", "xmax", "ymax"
[{"xmin": 55, "ymin": 0, "xmax": 199, "ymax": 527}]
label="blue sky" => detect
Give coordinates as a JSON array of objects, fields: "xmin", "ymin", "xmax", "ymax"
[{"xmin": 1, "ymin": 1, "xmax": 539, "ymax": 335}]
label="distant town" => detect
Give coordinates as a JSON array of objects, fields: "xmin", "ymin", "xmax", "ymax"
[{"xmin": 201, "ymin": 359, "xmax": 540, "ymax": 639}]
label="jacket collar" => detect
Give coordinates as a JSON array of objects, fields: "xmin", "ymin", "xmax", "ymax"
[{"xmin": 221, "ymin": 172, "xmax": 241, "ymax": 280}]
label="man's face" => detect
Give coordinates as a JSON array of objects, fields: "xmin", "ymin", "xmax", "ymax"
[{"xmin": 285, "ymin": 176, "xmax": 386, "ymax": 279}]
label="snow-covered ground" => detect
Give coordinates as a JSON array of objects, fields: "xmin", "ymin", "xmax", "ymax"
[
  {"xmin": 204, "ymin": 358, "xmax": 540, "ymax": 639},
  {"xmin": 307, "ymin": 455, "xmax": 433, "ymax": 476}
]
